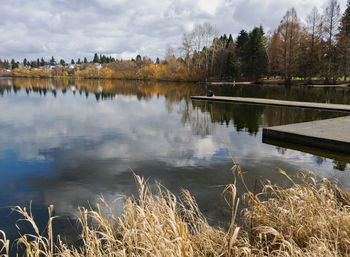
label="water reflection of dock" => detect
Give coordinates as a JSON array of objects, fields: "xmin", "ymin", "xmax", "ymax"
[{"xmin": 191, "ymin": 96, "xmax": 350, "ymax": 112}]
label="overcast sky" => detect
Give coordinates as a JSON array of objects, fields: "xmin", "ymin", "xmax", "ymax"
[{"xmin": 0, "ymin": 0, "xmax": 347, "ymax": 62}]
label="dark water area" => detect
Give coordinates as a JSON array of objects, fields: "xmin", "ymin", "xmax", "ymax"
[{"xmin": 1, "ymin": 77, "xmax": 350, "ymax": 247}]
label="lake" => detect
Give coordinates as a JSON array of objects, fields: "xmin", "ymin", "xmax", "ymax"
[{"xmin": 1, "ymin": 77, "xmax": 350, "ymax": 243}]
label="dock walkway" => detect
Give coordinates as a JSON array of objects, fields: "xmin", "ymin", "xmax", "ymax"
[
  {"xmin": 263, "ymin": 116, "xmax": 350, "ymax": 154},
  {"xmin": 191, "ymin": 96, "xmax": 350, "ymax": 112}
]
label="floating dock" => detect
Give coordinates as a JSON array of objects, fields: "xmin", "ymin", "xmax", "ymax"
[
  {"xmin": 191, "ymin": 96, "xmax": 350, "ymax": 112},
  {"xmin": 263, "ymin": 116, "xmax": 350, "ymax": 154}
]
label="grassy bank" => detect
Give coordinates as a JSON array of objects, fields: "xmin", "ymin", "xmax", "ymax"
[{"xmin": 1, "ymin": 168, "xmax": 350, "ymax": 256}]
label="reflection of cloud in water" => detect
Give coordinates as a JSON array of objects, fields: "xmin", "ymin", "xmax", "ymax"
[{"xmin": 0, "ymin": 88, "xmax": 350, "ymax": 221}]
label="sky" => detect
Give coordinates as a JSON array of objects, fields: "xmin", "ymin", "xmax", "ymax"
[{"xmin": 0, "ymin": 0, "xmax": 347, "ymax": 62}]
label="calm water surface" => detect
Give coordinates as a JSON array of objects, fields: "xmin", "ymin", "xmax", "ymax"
[{"xmin": 1, "ymin": 77, "xmax": 350, "ymax": 243}]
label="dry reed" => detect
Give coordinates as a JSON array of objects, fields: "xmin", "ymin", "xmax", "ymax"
[{"xmin": 1, "ymin": 168, "xmax": 350, "ymax": 256}]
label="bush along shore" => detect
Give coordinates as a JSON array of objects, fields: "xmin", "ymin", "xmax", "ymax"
[{"xmin": 1, "ymin": 166, "xmax": 350, "ymax": 256}]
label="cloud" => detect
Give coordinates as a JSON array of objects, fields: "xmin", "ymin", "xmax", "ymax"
[
  {"xmin": 1, "ymin": 83, "xmax": 350, "ymax": 219},
  {"xmin": 0, "ymin": 0, "xmax": 347, "ymax": 61}
]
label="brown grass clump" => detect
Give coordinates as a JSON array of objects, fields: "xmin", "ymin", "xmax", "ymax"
[
  {"xmin": 1, "ymin": 168, "xmax": 350, "ymax": 256},
  {"xmin": 243, "ymin": 170, "xmax": 350, "ymax": 256}
]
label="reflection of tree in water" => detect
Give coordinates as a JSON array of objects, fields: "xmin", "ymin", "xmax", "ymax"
[
  {"xmin": 263, "ymin": 106, "xmax": 345, "ymax": 127},
  {"xmin": 191, "ymin": 101, "xmax": 264, "ymax": 135},
  {"xmin": 7, "ymin": 78, "xmax": 205, "ymax": 106},
  {"xmin": 316, "ymin": 156, "xmax": 325, "ymax": 166},
  {"xmin": 276, "ymin": 146, "xmax": 287, "ymax": 155},
  {"xmin": 180, "ymin": 100, "xmax": 213, "ymax": 137},
  {"xmin": 333, "ymin": 160, "xmax": 347, "ymax": 171},
  {"xmin": 212, "ymin": 84, "xmax": 350, "ymax": 105}
]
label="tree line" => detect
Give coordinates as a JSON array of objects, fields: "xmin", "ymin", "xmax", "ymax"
[
  {"xmin": 2, "ymin": 0, "xmax": 350, "ymax": 83},
  {"xmin": 179, "ymin": 0, "xmax": 350, "ymax": 83}
]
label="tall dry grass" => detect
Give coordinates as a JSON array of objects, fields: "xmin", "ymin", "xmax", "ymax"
[{"xmin": 1, "ymin": 167, "xmax": 350, "ymax": 256}]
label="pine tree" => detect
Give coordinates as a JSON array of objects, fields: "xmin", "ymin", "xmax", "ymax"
[
  {"xmin": 135, "ymin": 54, "xmax": 142, "ymax": 67},
  {"xmin": 77, "ymin": 58, "xmax": 81, "ymax": 64},
  {"xmin": 226, "ymin": 34, "xmax": 234, "ymax": 48},
  {"xmin": 226, "ymin": 51, "xmax": 236, "ymax": 79},
  {"xmin": 40, "ymin": 57, "xmax": 45, "ymax": 66},
  {"xmin": 84, "ymin": 57, "xmax": 88, "ymax": 63},
  {"xmin": 93, "ymin": 53, "xmax": 100, "ymax": 63},
  {"xmin": 101, "ymin": 55, "xmax": 107, "ymax": 63},
  {"xmin": 236, "ymin": 30, "xmax": 249, "ymax": 77},
  {"xmin": 11, "ymin": 59, "xmax": 18, "ymax": 69},
  {"xmin": 50, "ymin": 56, "xmax": 56, "ymax": 66},
  {"xmin": 23, "ymin": 58, "xmax": 27, "ymax": 66},
  {"xmin": 71, "ymin": 59, "xmax": 75, "ymax": 64},
  {"xmin": 246, "ymin": 26, "xmax": 267, "ymax": 79}
]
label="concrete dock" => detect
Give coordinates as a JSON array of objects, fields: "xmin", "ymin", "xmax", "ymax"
[
  {"xmin": 263, "ymin": 116, "xmax": 350, "ymax": 154},
  {"xmin": 191, "ymin": 96, "xmax": 350, "ymax": 112}
]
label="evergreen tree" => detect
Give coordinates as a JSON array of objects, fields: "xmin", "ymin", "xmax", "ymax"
[
  {"xmin": 50, "ymin": 56, "xmax": 56, "ymax": 66},
  {"xmin": 93, "ymin": 53, "xmax": 100, "ymax": 63},
  {"xmin": 71, "ymin": 59, "xmax": 75, "ymax": 64},
  {"xmin": 77, "ymin": 58, "xmax": 81, "ymax": 64},
  {"xmin": 60, "ymin": 59, "xmax": 65, "ymax": 66},
  {"xmin": 226, "ymin": 34, "xmax": 234, "ymax": 48},
  {"xmin": 11, "ymin": 59, "xmax": 18, "ymax": 69},
  {"xmin": 246, "ymin": 26, "xmax": 267, "ymax": 79},
  {"xmin": 101, "ymin": 55, "xmax": 107, "ymax": 63},
  {"xmin": 156, "ymin": 57, "xmax": 160, "ymax": 64},
  {"xmin": 226, "ymin": 51, "xmax": 237, "ymax": 79},
  {"xmin": 236, "ymin": 30, "xmax": 249, "ymax": 77},
  {"xmin": 84, "ymin": 57, "xmax": 88, "ymax": 63},
  {"xmin": 30, "ymin": 60, "xmax": 37, "ymax": 68},
  {"xmin": 40, "ymin": 57, "xmax": 45, "ymax": 66},
  {"xmin": 23, "ymin": 58, "xmax": 27, "ymax": 66},
  {"xmin": 222, "ymin": 34, "xmax": 228, "ymax": 44},
  {"xmin": 236, "ymin": 30, "xmax": 249, "ymax": 49},
  {"xmin": 135, "ymin": 54, "xmax": 142, "ymax": 67}
]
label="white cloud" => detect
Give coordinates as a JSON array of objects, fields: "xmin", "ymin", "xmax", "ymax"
[{"xmin": 0, "ymin": 0, "xmax": 348, "ymax": 61}]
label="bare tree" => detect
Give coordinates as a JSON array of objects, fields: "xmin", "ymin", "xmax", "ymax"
[
  {"xmin": 277, "ymin": 8, "xmax": 301, "ymax": 82},
  {"xmin": 305, "ymin": 7, "xmax": 323, "ymax": 80},
  {"xmin": 323, "ymin": 0, "xmax": 340, "ymax": 83},
  {"xmin": 267, "ymin": 30, "xmax": 282, "ymax": 78},
  {"xmin": 181, "ymin": 33, "xmax": 193, "ymax": 72},
  {"xmin": 181, "ymin": 23, "xmax": 217, "ymax": 79},
  {"xmin": 202, "ymin": 23, "xmax": 217, "ymax": 78}
]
